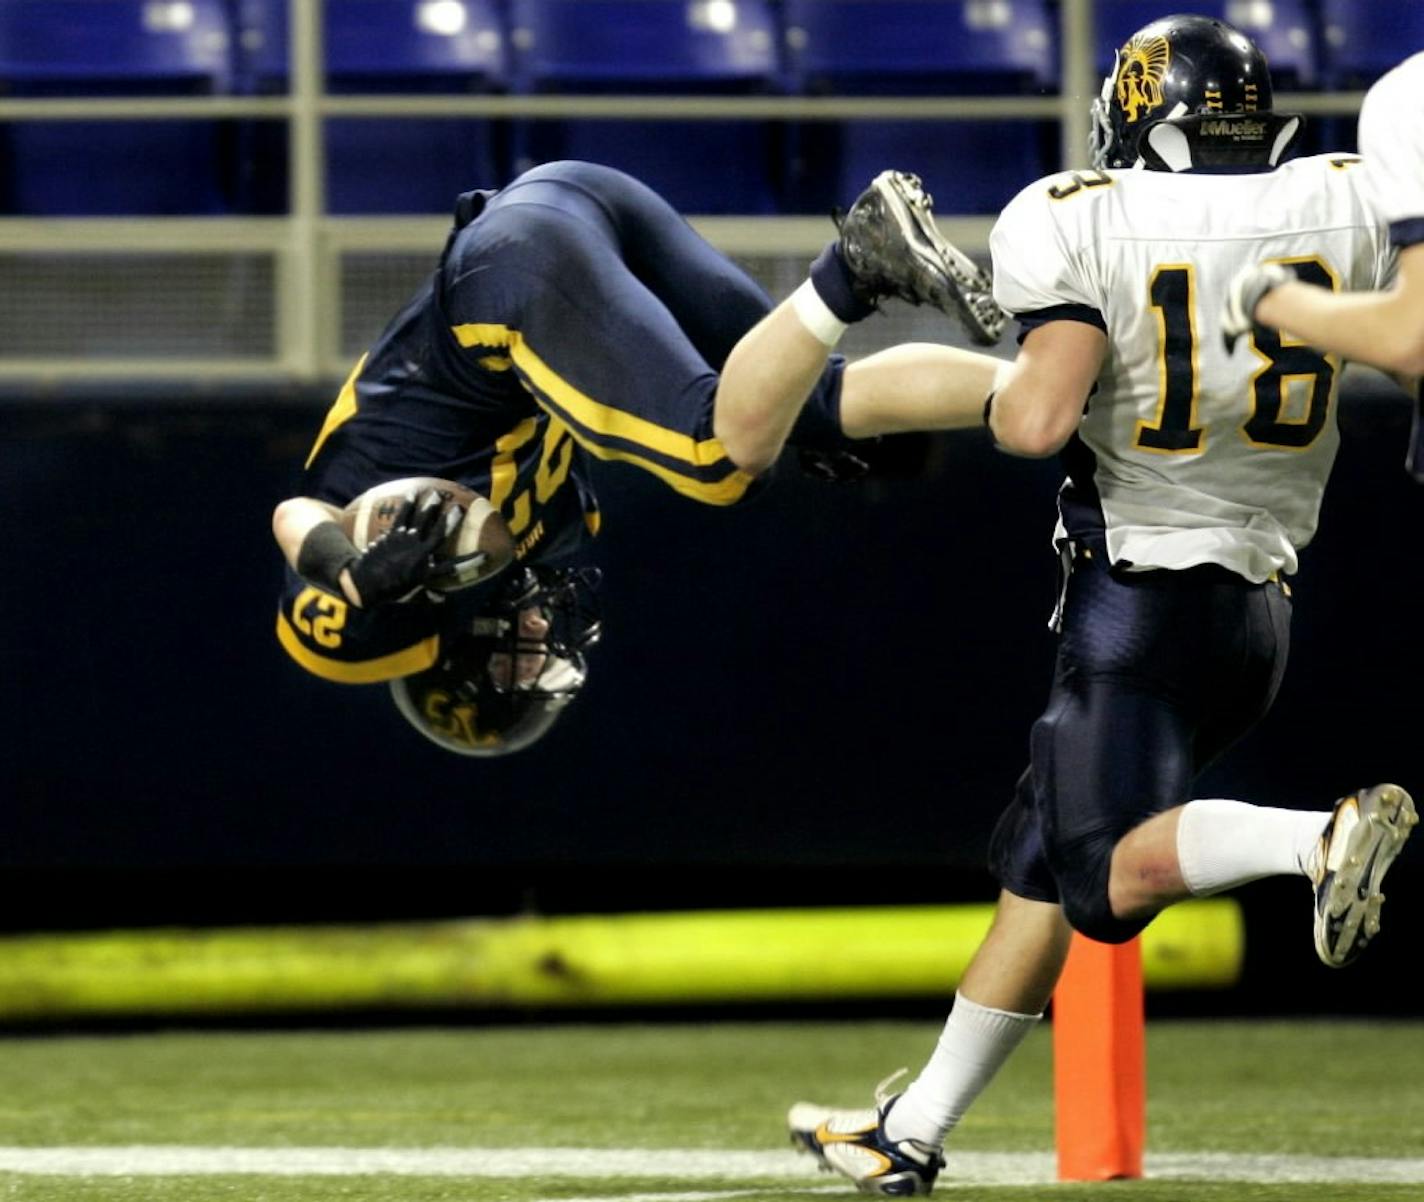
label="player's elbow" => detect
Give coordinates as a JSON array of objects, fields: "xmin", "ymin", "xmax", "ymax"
[
  {"xmin": 272, "ymin": 498, "xmax": 302, "ymax": 545},
  {"xmin": 714, "ymin": 416, "xmax": 781, "ymax": 477},
  {"xmin": 272, "ymin": 496, "xmax": 339, "ymax": 562},
  {"xmin": 990, "ymin": 403, "xmax": 1077, "ymax": 458},
  {"xmin": 996, "ymin": 427, "xmax": 1067, "ymax": 459}
]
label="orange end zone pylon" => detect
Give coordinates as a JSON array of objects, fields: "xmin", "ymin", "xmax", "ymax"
[{"xmin": 1052, "ymin": 932, "xmax": 1145, "ymax": 1181}]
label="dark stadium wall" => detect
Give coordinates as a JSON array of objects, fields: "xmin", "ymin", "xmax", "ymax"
[{"xmin": 3, "ymin": 383, "xmax": 1422, "ymax": 975}]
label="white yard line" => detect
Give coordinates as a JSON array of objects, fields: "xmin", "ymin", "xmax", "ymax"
[
  {"xmin": 526, "ymin": 1191, "xmax": 849, "ymax": 1202},
  {"xmin": 530, "ymin": 1191, "xmax": 850, "ymax": 1202},
  {"xmin": 0, "ymin": 1147, "xmax": 1422, "ymax": 1185}
]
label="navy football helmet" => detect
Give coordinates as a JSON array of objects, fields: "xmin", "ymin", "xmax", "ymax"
[
  {"xmin": 389, "ymin": 565, "xmax": 601, "ymax": 756},
  {"xmin": 1089, "ymin": 13, "xmax": 1302, "ymax": 172}
]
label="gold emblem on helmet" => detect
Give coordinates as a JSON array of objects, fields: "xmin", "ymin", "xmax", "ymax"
[
  {"xmin": 422, "ymin": 687, "xmax": 500, "ymax": 749},
  {"xmin": 1115, "ymin": 34, "xmax": 1171, "ymax": 123}
]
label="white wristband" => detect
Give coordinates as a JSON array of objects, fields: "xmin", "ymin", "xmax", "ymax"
[{"xmin": 790, "ymin": 279, "xmax": 849, "ymax": 348}]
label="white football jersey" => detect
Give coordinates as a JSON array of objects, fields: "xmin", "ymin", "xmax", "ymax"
[
  {"xmin": 1359, "ymin": 51, "xmax": 1424, "ymax": 239},
  {"xmin": 990, "ymin": 156, "xmax": 1393, "ymax": 581}
]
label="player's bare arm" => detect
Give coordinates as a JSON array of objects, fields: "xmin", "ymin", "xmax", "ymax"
[
  {"xmin": 273, "ymin": 497, "xmax": 355, "ymax": 598},
  {"xmin": 1242, "ymin": 243, "xmax": 1424, "ymax": 376},
  {"xmin": 833, "ymin": 322, "xmax": 1102, "ymax": 452},
  {"xmin": 986, "ymin": 320, "xmax": 1107, "ymax": 457},
  {"xmin": 838, "ymin": 344, "xmax": 1007, "ymax": 438}
]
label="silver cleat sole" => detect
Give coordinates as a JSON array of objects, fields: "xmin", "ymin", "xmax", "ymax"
[
  {"xmin": 1315, "ymin": 783, "xmax": 1418, "ymax": 968},
  {"xmin": 845, "ymin": 170, "xmax": 1006, "ymax": 346},
  {"xmin": 872, "ymin": 172, "xmax": 1005, "ymax": 346}
]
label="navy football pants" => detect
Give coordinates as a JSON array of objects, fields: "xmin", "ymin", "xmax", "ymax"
[
  {"xmin": 988, "ymin": 543, "xmax": 1293, "ymax": 943},
  {"xmin": 443, "ymin": 160, "xmax": 848, "ymax": 506}
]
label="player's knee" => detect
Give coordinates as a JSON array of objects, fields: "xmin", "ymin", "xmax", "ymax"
[
  {"xmin": 1062, "ymin": 894, "xmax": 1143, "ymax": 944},
  {"xmin": 1055, "ymin": 845, "xmax": 1145, "ymax": 944}
]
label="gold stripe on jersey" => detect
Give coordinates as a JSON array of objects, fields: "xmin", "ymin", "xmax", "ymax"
[
  {"xmin": 276, "ymin": 608, "xmax": 439, "ymax": 684},
  {"xmin": 451, "ymin": 322, "xmax": 755, "ymax": 505},
  {"xmin": 305, "ymin": 354, "xmax": 367, "ymax": 469},
  {"xmin": 452, "ymin": 321, "xmax": 732, "ymax": 464}
]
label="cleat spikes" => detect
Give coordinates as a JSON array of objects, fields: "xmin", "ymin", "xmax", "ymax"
[
  {"xmin": 1311, "ymin": 783, "xmax": 1416, "ymax": 967},
  {"xmin": 836, "ymin": 169, "xmax": 1006, "ymax": 345}
]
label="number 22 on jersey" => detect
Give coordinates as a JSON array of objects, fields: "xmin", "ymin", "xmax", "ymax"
[{"xmin": 1135, "ymin": 256, "xmax": 1339, "ymax": 454}]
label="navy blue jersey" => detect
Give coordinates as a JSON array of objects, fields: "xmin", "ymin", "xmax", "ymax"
[{"xmin": 278, "ymin": 161, "xmax": 848, "ymax": 683}]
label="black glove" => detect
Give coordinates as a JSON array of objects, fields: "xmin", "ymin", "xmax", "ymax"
[
  {"xmin": 347, "ymin": 489, "xmax": 463, "ymax": 607},
  {"xmin": 799, "ymin": 447, "xmax": 871, "ymax": 483},
  {"xmin": 799, "ymin": 433, "xmax": 932, "ymax": 483}
]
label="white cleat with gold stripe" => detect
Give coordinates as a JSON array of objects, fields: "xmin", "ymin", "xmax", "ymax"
[{"xmin": 788, "ymin": 1076, "xmax": 943, "ymax": 1197}]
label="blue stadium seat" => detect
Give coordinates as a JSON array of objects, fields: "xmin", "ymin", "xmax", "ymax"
[
  {"xmin": 505, "ymin": 0, "xmax": 784, "ymax": 215},
  {"xmin": 1094, "ymin": 1, "xmax": 1319, "ymax": 88},
  {"xmin": 233, "ymin": 0, "xmax": 509, "ymax": 214},
  {"xmin": 0, "ymin": 0, "xmax": 234, "ymax": 214},
  {"xmin": 1318, "ymin": 1, "xmax": 1424, "ymax": 89},
  {"xmin": 785, "ymin": 0, "xmax": 1056, "ymax": 95},
  {"xmin": 781, "ymin": 0, "xmax": 1058, "ymax": 215},
  {"xmin": 237, "ymin": 0, "xmax": 506, "ymax": 90},
  {"xmin": 0, "ymin": 0, "xmax": 232, "ymax": 92}
]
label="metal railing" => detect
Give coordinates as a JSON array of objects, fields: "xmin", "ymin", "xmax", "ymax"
[{"xmin": 0, "ymin": 0, "xmax": 1368, "ymax": 385}]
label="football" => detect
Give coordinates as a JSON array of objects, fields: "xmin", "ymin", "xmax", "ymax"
[{"xmin": 340, "ymin": 476, "xmax": 514, "ymax": 593}]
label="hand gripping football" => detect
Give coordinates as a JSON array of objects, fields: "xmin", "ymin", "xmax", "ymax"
[{"xmin": 341, "ymin": 476, "xmax": 514, "ymax": 593}]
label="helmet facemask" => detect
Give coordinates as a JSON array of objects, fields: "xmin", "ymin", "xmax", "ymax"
[{"xmin": 390, "ymin": 565, "xmax": 602, "ymax": 756}]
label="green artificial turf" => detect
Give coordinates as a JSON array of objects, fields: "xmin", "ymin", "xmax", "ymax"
[{"xmin": 1, "ymin": 1019, "xmax": 1420, "ymax": 1200}]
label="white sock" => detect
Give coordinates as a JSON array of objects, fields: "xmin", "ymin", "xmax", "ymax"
[
  {"xmin": 882, "ymin": 993, "xmax": 1041, "ymax": 1149},
  {"xmin": 1176, "ymin": 798, "xmax": 1330, "ymax": 895},
  {"xmin": 789, "ymin": 278, "xmax": 849, "ymax": 347}
]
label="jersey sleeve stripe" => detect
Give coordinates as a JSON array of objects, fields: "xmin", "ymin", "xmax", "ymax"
[
  {"xmin": 275, "ymin": 610, "xmax": 440, "ymax": 684},
  {"xmin": 1014, "ymin": 304, "xmax": 1108, "ymax": 343},
  {"xmin": 1388, "ymin": 218, "xmax": 1424, "ymax": 250}
]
